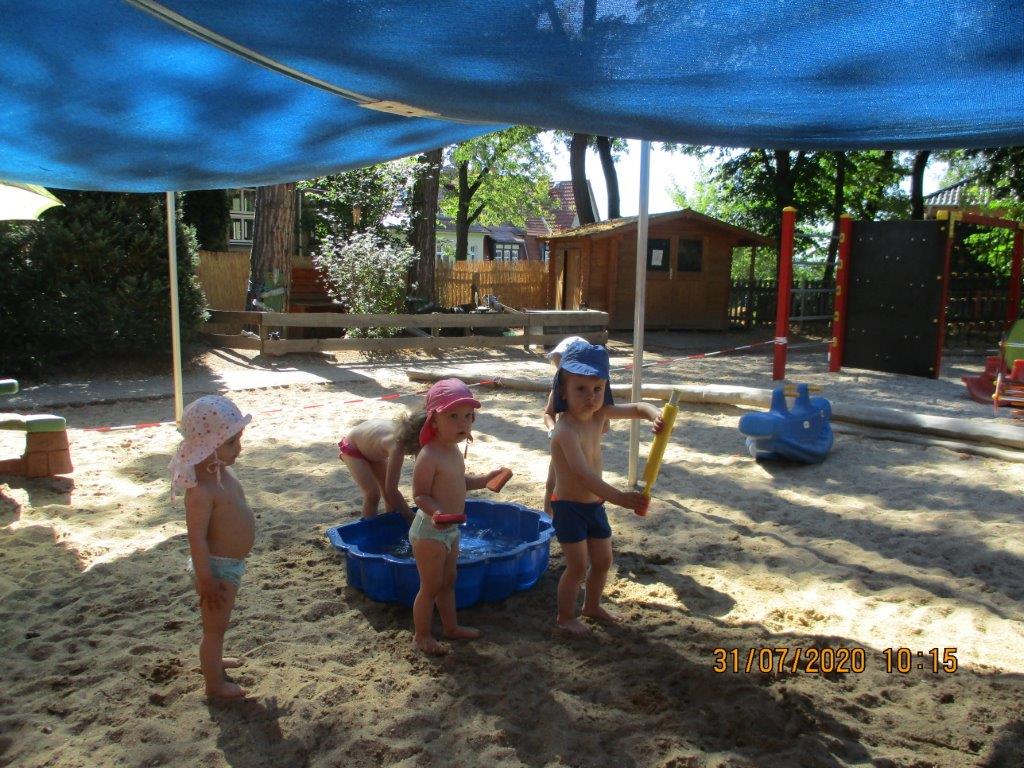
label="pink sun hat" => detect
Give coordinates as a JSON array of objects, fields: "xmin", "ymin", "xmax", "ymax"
[
  {"xmin": 169, "ymin": 395, "xmax": 252, "ymax": 494},
  {"xmin": 419, "ymin": 378, "xmax": 481, "ymax": 447}
]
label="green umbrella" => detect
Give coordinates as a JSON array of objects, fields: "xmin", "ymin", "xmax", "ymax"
[{"xmin": 0, "ymin": 180, "xmax": 63, "ymax": 220}]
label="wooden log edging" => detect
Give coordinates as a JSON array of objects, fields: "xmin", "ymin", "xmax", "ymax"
[{"xmin": 406, "ymin": 369, "xmax": 1024, "ymax": 452}]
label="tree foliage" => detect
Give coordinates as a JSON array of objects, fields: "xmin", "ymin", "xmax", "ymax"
[
  {"xmin": 299, "ymin": 158, "xmax": 421, "ymax": 246},
  {"xmin": 671, "ymin": 148, "xmax": 908, "ymax": 280},
  {"xmin": 441, "ymin": 127, "xmax": 553, "ymax": 260},
  {"xmin": 935, "ymin": 148, "xmax": 1024, "ymax": 276},
  {"xmin": 182, "ymin": 189, "xmax": 230, "ymax": 251},
  {"xmin": 0, "ymin": 192, "xmax": 205, "ymax": 378}
]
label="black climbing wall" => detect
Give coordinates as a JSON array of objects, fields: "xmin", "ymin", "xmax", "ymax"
[{"xmin": 843, "ymin": 220, "xmax": 948, "ymax": 378}]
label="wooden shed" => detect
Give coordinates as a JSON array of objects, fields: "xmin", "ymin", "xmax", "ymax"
[{"xmin": 542, "ymin": 209, "xmax": 771, "ymax": 330}]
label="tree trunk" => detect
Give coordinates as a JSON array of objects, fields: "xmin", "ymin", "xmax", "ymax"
[
  {"xmin": 248, "ymin": 182, "xmax": 296, "ymax": 310},
  {"xmin": 772, "ymin": 150, "xmax": 795, "ymax": 281},
  {"xmin": 824, "ymin": 151, "xmax": 846, "ymax": 283},
  {"xmin": 410, "ymin": 148, "xmax": 442, "ymax": 302},
  {"xmin": 595, "ymin": 136, "xmax": 620, "ymax": 219},
  {"xmin": 455, "ymin": 162, "xmax": 471, "ymax": 261},
  {"xmin": 570, "ymin": 133, "xmax": 596, "ymax": 225},
  {"xmin": 911, "ymin": 150, "xmax": 931, "ymax": 220}
]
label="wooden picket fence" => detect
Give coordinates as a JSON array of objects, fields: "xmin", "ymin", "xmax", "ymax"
[
  {"xmin": 728, "ymin": 278, "xmax": 835, "ymax": 329},
  {"xmin": 436, "ymin": 260, "xmax": 548, "ymax": 309}
]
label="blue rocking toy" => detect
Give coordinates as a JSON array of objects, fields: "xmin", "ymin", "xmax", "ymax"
[{"xmin": 738, "ymin": 383, "xmax": 833, "ymax": 464}]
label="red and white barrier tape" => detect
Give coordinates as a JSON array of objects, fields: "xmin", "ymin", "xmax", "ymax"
[
  {"xmin": 78, "ymin": 336, "xmax": 825, "ymax": 434},
  {"xmin": 80, "ymin": 379, "xmax": 497, "ymax": 432},
  {"xmin": 622, "ymin": 338, "xmax": 779, "ymax": 371}
]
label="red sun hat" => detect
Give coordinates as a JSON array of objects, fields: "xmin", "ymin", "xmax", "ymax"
[{"xmin": 419, "ymin": 378, "xmax": 482, "ymax": 446}]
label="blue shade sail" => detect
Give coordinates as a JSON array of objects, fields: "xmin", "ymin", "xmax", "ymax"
[{"xmin": 1, "ymin": 0, "xmax": 1021, "ymax": 191}]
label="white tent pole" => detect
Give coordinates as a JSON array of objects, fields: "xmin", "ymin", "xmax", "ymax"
[
  {"xmin": 627, "ymin": 140, "xmax": 651, "ymax": 486},
  {"xmin": 166, "ymin": 191, "xmax": 184, "ymax": 423}
]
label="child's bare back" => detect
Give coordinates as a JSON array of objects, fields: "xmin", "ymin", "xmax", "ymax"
[{"xmin": 345, "ymin": 418, "xmax": 397, "ymax": 463}]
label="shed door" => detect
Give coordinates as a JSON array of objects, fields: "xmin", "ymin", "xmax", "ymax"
[{"xmin": 564, "ymin": 246, "xmax": 583, "ymax": 310}]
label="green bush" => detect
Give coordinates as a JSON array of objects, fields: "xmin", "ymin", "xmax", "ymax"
[
  {"xmin": 0, "ymin": 191, "xmax": 206, "ymax": 379},
  {"xmin": 312, "ymin": 228, "xmax": 416, "ymax": 337}
]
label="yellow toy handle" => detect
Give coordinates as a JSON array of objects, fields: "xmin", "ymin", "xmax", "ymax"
[{"xmin": 642, "ymin": 389, "xmax": 680, "ymax": 498}]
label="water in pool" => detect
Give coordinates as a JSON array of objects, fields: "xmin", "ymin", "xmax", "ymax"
[{"xmin": 382, "ymin": 526, "xmax": 523, "ymax": 559}]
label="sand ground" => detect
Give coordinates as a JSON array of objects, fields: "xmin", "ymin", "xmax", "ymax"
[{"xmin": 1, "ymin": 337, "xmax": 1023, "ymax": 768}]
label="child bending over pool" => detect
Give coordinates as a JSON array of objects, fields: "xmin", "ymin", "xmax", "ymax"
[
  {"xmin": 338, "ymin": 409, "xmax": 428, "ymax": 522},
  {"xmin": 169, "ymin": 395, "xmax": 254, "ymax": 699},
  {"xmin": 410, "ymin": 378, "xmax": 509, "ymax": 655},
  {"xmin": 549, "ymin": 342, "xmax": 663, "ymax": 636}
]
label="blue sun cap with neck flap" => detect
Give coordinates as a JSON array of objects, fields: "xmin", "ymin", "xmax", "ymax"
[{"xmin": 551, "ymin": 341, "xmax": 614, "ymax": 414}]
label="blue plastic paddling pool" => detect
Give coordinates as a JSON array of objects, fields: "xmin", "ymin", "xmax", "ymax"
[{"xmin": 326, "ymin": 499, "xmax": 553, "ymax": 609}]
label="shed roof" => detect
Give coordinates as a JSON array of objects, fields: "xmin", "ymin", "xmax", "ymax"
[{"xmin": 541, "ymin": 209, "xmax": 771, "ymax": 247}]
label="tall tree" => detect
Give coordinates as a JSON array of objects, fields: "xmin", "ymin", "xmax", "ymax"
[
  {"xmin": 247, "ymin": 182, "xmax": 296, "ymax": 310},
  {"xmin": 824, "ymin": 151, "xmax": 847, "ymax": 282},
  {"xmin": 910, "ymin": 150, "xmax": 931, "ymax": 220},
  {"xmin": 570, "ymin": 133, "xmax": 597, "ymax": 225},
  {"xmin": 409, "ymin": 148, "xmax": 443, "ymax": 303},
  {"xmin": 595, "ymin": 136, "xmax": 620, "ymax": 219},
  {"xmin": 441, "ymin": 127, "xmax": 553, "ymax": 261}
]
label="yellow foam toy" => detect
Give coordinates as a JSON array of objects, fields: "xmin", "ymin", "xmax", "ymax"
[{"xmin": 642, "ymin": 389, "xmax": 681, "ymax": 498}]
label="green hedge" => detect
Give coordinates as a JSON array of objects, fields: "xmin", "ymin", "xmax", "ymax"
[{"xmin": 0, "ymin": 191, "xmax": 206, "ymax": 379}]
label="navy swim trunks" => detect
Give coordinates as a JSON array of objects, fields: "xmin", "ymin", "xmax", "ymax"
[{"xmin": 551, "ymin": 499, "xmax": 611, "ymax": 544}]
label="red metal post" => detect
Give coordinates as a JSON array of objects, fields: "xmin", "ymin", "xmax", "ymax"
[
  {"xmin": 1007, "ymin": 227, "xmax": 1024, "ymax": 328},
  {"xmin": 828, "ymin": 214, "xmax": 853, "ymax": 372},
  {"xmin": 772, "ymin": 206, "xmax": 796, "ymax": 381}
]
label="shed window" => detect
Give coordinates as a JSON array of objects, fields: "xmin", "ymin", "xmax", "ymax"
[
  {"xmin": 677, "ymin": 238, "xmax": 703, "ymax": 272},
  {"xmin": 646, "ymin": 238, "xmax": 670, "ymax": 272}
]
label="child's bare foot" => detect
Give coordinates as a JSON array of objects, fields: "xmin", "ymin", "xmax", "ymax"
[
  {"xmin": 556, "ymin": 617, "xmax": 591, "ymax": 636},
  {"xmin": 443, "ymin": 626, "xmax": 481, "ymax": 641},
  {"xmin": 582, "ymin": 606, "xmax": 621, "ymax": 624},
  {"xmin": 222, "ymin": 657, "xmax": 243, "ymax": 669},
  {"xmin": 413, "ymin": 635, "xmax": 449, "ymax": 656},
  {"xmin": 206, "ymin": 681, "xmax": 247, "ymax": 699}
]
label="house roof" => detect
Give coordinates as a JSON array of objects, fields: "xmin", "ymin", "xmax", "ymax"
[
  {"xmin": 923, "ymin": 178, "xmax": 973, "ymax": 208},
  {"xmin": 524, "ymin": 180, "xmax": 589, "ymax": 237},
  {"xmin": 486, "ymin": 224, "xmax": 527, "ymax": 244},
  {"xmin": 541, "ymin": 209, "xmax": 771, "ymax": 246}
]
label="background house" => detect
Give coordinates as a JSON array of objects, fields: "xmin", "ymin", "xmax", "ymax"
[{"xmin": 543, "ymin": 209, "xmax": 771, "ymax": 330}]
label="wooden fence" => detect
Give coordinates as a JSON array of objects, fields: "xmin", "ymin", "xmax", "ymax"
[
  {"xmin": 195, "ymin": 250, "xmax": 250, "ymax": 334},
  {"xmin": 729, "ymin": 273, "xmax": 1021, "ymax": 344},
  {"xmin": 196, "ymin": 250, "xmax": 249, "ymax": 310},
  {"xmin": 201, "ymin": 309, "xmax": 607, "ymax": 356},
  {"xmin": 946, "ymin": 272, "xmax": 1019, "ymax": 342},
  {"xmin": 729, "ymin": 279, "xmax": 837, "ymax": 329},
  {"xmin": 436, "ymin": 260, "xmax": 548, "ymax": 309}
]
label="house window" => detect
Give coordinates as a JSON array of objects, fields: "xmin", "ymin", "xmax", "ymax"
[
  {"xmin": 229, "ymin": 188, "xmax": 256, "ymax": 244},
  {"xmin": 540, "ymin": 243, "xmax": 550, "ymax": 263},
  {"xmin": 493, "ymin": 243, "xmax": 519, "ymax": 261},
  {"xmin": 646, "ymin": 238, "xmax": 670, "ymax": 272},
  {"xmin": 677, "ymin": 238, "xmax": 703, "ymax": 273}
]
